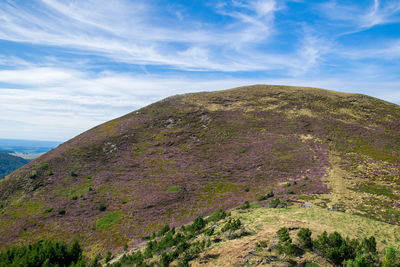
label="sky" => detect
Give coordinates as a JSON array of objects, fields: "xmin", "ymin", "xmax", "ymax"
[{"xmin": 0, "ymin": 0, "xmax": 399, "ymax": 141}]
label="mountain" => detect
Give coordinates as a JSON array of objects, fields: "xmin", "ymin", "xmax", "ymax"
[
  {"xmin": 0, "ymin": 138, "xmax": 60, "ymax": 154},
  {"xmin": 0, "ymin": 85, "xmax": 399, "ymax": 257},
  {"xmin": 0, "ymin": 152, "xmax": 29, "ymax": 179}
]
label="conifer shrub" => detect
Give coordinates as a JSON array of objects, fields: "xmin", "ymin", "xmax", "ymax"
[
  {"xmin": 239, "ymin": 201, "xmax": 250, "ymax": 209},
  {"xmin": 158, "ymin": 224, "xmax": 170, "ymax": 236},
  {"xmin": 297, "ymin": 228, "xmax": 312, "ymax": 249},
  {"xmin": 221, "ymin": 219, "xmax": 242, "ymax": 232},
  {"xmin": 207, "ymin": 208, "xmax": 227, "ymax": 222},
  {"xmin": 104, "ymin": 250, "xmax": 112, "ymax": 263},
  {"xmin": 189, "ymin": 216, "xmax": 206, "ymax": 233},
  {"xmin": 0, "ymin": 239, "xmax": 85, "ymax": 266}
]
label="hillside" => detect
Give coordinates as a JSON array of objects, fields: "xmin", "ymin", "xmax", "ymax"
[
  {"xmin": 0, "ymin": 152, "xmax": 29, "ymax": 179},
  {"xmin": 0, "ymin": 85, "xmax": 399, "ymax": 258}
]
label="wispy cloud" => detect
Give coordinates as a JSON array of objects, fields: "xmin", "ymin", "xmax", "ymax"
[
  {"xmin": 0, "ymin": 0, "xmax": 290, "ymax": 72},
  {"xmin": 318, "ymin": 0, "xmax": 400, "ymax": 32}
]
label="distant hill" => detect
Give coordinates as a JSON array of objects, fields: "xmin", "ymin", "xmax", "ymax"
[
  {"xmin": 0, "ymin": 85, "xmax": 399, "ymax": 258},
  {"xmin": 0, "ymin": 139, "xmax": 60, "ymax": 154},
  {"xmin": 0, "ymin": 152, "xmax": 29, "ymax": 179}
]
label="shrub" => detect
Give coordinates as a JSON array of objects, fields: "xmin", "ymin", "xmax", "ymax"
[
  {"xmin": 44, "ymin": 208, "xmax": 53, "ymax": 213},
  {"xmin": 160, "ymin": 252, "xmax": 172, "ymax": 267},
  {"xmin": 258, "ymin": 191, "xmax": 274, "ymax": 201},
  {"xmin": 189, "ymin": 216, "xmax": 206, "ymax": 232},
  {"xmin": 98, "ymin": 203, "xmax": 106, "ymax": 211},
  {"xmin": 70, "ymin": 171, "xmax": 78, "ymax": 177},
  {"xmin": 269, "ymin": 198, "xmax": 283, "ymax": 208},
  {"xmin": 207, "ymin": 208, "xmax": 227, "ymax": 222},
  {"xmin": 244, "ymin": 187, "xmax": 250, "ymax": 192},
  {"xmin": 314, "ymin": 231, "xmax": 355, "ymax": 265},
  {"xmin": 205, "ymin": 227, "xmax": 214, "ymax": 236},
  {"xmin": 277, "ymin": 227, "xmax": 291, "ymax": 243},
  {"xmin": 104, "ymin": 250, "xmax": 112, "ymax": 263},
  {"xmin": 284, "ymin": 183, "xmax": 291, "ymax": 188},
  {"xmin": 239, "ymin": 201, "xmax": 250, "ymax": 209},
  {"xmin": 276, "ymin": 227, "xmax": 300, "ymax": 256},
  {"xmin": 58, "ymin": 209, "xmax": 65, "ymax": 215},
  {"xmin": 72, "ymin": 196, "xmax": 78, "ymax": 200},
  {"xmin": 346, "ymin": 253, "xmax": 369, "ymax": 267},
  {"xmin": 221, "ymin": 219, "xmax": 242, "ymax": 232},
  {"xmin": 286, "ymin": 190, "xmax": 295, "ymax": 194},
  {"xmin": 297, "ymin": 228, "xmax": 312, "ymax": 249},
  {"xmin": 382, "ymin": 246, "xmax": 398, "ymax": 267},
  {"xmin": 158, "ymin": 224, "xmax": 170, "ymax": 236},
  {"xmin": 256, "ymin": 240, "xmax": 268, "ymax": 248}
]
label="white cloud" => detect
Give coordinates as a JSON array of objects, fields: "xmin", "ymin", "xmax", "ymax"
[{"xmin": 0, "ymin": 0, "xmax": 287, "ymax": 72}]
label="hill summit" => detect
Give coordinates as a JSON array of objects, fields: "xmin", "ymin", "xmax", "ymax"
[{"xmin": 0, "ymin": 85, "xmax": 399, "ymax": 256}]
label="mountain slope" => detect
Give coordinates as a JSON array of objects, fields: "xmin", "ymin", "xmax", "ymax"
[
  {"xmin": 0, "ymin": 152, "xmax": 29, "ymax": 179},
  {"xmin": 0, "ymin": 85, "xmax": 399, "ymax": 256}
]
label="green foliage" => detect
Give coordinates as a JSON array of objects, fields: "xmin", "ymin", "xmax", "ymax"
[
  {"xmin": 297, "ymin": 228, "xmax": 312, "ymax": 249},
  {"xmin": 189, "ymin": 216, "xmax": 206, "ymax": 233},
  {"xmin": 0, "ymin": 239, "xmax": 85, "ymax": 267},
  {"xmin": 221, "ymin": 218, "xmax": 242, "ymax": 232},
  {"xmin": 238, "ymin": 148, "xmax": 247, "ymax": 154},
  {"xmin": 98, "ymin": 203, "xmax": 106, "ymax": 211},
  {"xmin": 382, "ymin": 246, "xmax": 398, "ymax": 267},
  {"xmin": 239, "ymin": 201, "xmax": 250, "ymax": 209},
  {"xmin": 276, "ymin": 227, "xmax": 300, "ymax": 256},
  {"xmin": 284, "ymin": 182, "xmax": 291, "ymax": 188},
  {"xmin": 104, "ymin": 250, "xmax": 112, "ymax": 263},
  {"xmin": 244, "ymin": 187, "xmax": 250, "ymax": 192},
  {"xmin": 314, "ymin": 231, "xmax": 358, "ymax": 265},
  {"xmin": 277, "ymin": 227, "xmax": 291, "ymax": 243},
  {"xmin": 204, "ymin": 227, "xmax": 214, "ymax": 236},
  {"xmin": 58, "ymin": 209, "xmax": 66, "ymax": 215},
  {"xmin": 269, "ymin": 198, "xmax": 285, "ymax": 208},
  {"xmin": 167, "ymin": 185, "xmax": 179, "ymax": 193},
  {"xmin": 70, "ymin": 171, "xmax": 78, "ymax": 177},
  {"xmin": 258, "ymin": 191, "xmax": 274, "ymax": 201},
  {"xmin": 44, "ymin": 208, "xmax": 53, "ymax": 213},
  {"xmin": 158, "ymin": 224, "xmax": 170, "ymax": 236},
  {"xmin": 256, "ymin": 240, "xmax": 268, "ymax": 248},
  {"xmin": 160, "ymin": 252, "xmax": 172, "ymax": 267},
  {"xmin": 207, "ymin": 208, "xmax": 227, "ymax": 222},
  {"xmin": 346, "ymin": 253, "xmax": 370, "ymax": 267},
  {"xmin": 286, "ymin": 190, "xmax": 295, "ymax": 194},
  {"xmin": 96, "ymin": 211, "xmax": 122, "ymax": 229}
]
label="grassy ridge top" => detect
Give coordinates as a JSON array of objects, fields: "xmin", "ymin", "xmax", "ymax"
[{"xmin": 0, "ymin": 85, "xmax": 399, "ymax": 257}]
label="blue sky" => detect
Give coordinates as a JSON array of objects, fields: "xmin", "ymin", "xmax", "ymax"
[{"xmin": 0, "ymin": 0, "xmax": 399, "ymax": 141}]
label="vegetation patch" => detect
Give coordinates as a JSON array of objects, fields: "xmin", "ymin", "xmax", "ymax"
[
  {"xmin": 96, "ymin": 211, "xmax": 122, "ymax": 229},
  {"xmin": 167, "ymin": 185, "xmax": 180, "ymax": 193},
  {"xmin": 357, "ymin": 183, "xmax": 397, "ymax": 199}
]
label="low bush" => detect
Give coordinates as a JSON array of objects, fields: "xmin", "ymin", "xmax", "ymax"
[
  {"xmin": 207, "ymin": 208, "xmax": 227, "ymax": 222},
  {"xmin": 221, "ymin": 219, "xmax": 242, "ymax": 232},
  {"xmin": 239, "ymin": 201, "xmax": 250, "ymax": 209},
  {"xmin": 297, "ymin": 228, "xmax": 312, "ymax": 249},
  {"xmin": 98, "ymin": 203, "xmax": 106, "ymax": 211}
]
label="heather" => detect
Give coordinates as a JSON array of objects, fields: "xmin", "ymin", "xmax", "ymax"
[{"xmin": 0, "ymin": 85, "xmax": 399, "ymax": 256}]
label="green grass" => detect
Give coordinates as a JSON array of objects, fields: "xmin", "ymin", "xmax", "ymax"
[
  {"xmin": 358, "ymin": 183, "xmax": 397, "ymax": 199},
  {"xmin": 167, "ymin": 186, "xmax": 180, "ymax": 193},
  {"xmin": 96, "ymin": 211, "xmax": 122, "ymax": 229}
]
